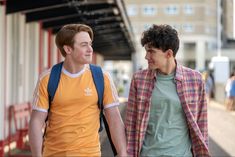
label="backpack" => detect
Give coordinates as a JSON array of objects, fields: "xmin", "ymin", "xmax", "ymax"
[{"xmin": 46, "ymin": 61, "xmax": 117, "ymax": 155}]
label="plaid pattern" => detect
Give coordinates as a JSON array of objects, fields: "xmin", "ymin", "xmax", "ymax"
[{"xmin": 125, "ymin": 62, "xmax": 210, "ymax": 157}]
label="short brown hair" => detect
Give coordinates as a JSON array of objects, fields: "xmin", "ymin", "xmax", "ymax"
[{"xmin": 55, "ymin": 24, "xmax": 93, "ymax": 57}]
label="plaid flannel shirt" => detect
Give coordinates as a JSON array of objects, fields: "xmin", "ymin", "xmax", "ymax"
[{"xmin": 125, "ymin": 62, "xmax": 210, "ymax": 157}]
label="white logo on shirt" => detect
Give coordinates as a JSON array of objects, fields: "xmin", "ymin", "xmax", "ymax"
[{"xmin": 84, "ymin": 87, "xmax": 92, "ymax": 96}]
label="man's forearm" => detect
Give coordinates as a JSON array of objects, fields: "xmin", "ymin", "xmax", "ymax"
[
  {"xmin": 29, "ymin": 119, "xmax": 44, "ymax": 157},
  {"xmin": 110, "ymin": 119, "xmax": 127, "ymax": 155},
  {"xmin": 105, "ymin": 107, "xmax": 127, "ymax": 156},
  {"xmin": 29, "ymin": 110, "xmax": 47, "ymax": 157}
]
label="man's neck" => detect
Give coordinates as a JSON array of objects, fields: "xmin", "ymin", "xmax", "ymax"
[
  {"xmin": 63, "ymin": 59, "xmax": 85, "ymax": 74},
  {"xmin": 158, "ymin": 59, "xmax": 176, "ymax": 75}
]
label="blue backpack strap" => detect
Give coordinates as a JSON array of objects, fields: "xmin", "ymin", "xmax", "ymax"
[
  {"xmin": 90, "ymin": 64, "xmax": 104, "ymax": 132},
  {"xmin": 90, "ymin": 64, "xmax": 117, "ymax": 156},
  {"xmin": 89, "ymin": 64, "xmax": 104, "ymax": 110},
  {"xmin": 47, "ymin": 62, "xmax": 63, "ymax": 107},
  {"xmin": 44, "ymin": 62, "xmax": 63, "ymax": 136}
]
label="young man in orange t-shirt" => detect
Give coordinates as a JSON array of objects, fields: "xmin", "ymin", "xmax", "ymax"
[{"xmin": 29, "ymin": 24, "xmax": 127, "ymax": 157}]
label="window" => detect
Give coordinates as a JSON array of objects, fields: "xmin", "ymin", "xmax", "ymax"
[
  {"xmin": 165, "ymin": 5, "xmax": 179, "ymax": 15},
  {"xmin": 132, "ymin": 24, "xmax": 139, "ymax": 34},
  {"xmin": 205, "ymin": 26, "xmax": 210, "ymax": 34},
  {"xmin": 182, "ymin": 24, "xmax": 194, "ymax": 32},
  {"xmin": 184, "ymin": 43, "xmax": 196, "ymax": 51},
  {"xmin": 142, "ymin": 5, "xmax": 157, "ymax": 16},
  {"xmin": 207, "ymin": 42, "xmax": 217, "ymax": 51},
  {"xmin": 171, "ymin": 24, "xmax": 181, "ymax": 31},
  {"xmin": 205, "ymin": 7, "xmax": 212, "ymax": 16},
  {"xmin": 127, "ymin": 5, "xmax": 138, "ymax": 16},
  {"xmin": 183, "ymin": 4, "xmax": 194, "ymax": 15},
  {"xmin": 143, "ymin": 24, "xmax": 151, "ymax": 30}
]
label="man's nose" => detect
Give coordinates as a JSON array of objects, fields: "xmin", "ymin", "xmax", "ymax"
[
  {"xmin": 145, "ymin": 52, "xmax": 149, "ymax": 60},
  {"xmin": 88, "ymin": 45, "xmax": 93, "ymax": 52}
]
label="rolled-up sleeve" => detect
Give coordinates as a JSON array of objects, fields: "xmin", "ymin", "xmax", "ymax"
[{"xmin": 125, "ymin": 75, "xmax": 137, "ymax": 156}]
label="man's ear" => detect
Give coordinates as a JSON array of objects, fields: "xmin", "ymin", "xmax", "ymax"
[
  {"xmin": 63, "ymin": 45, "xmax": 72, "ymax": 55},
  {"xmin": 166, "ymin": 49, "xmax": 173, "ymax": 58}
]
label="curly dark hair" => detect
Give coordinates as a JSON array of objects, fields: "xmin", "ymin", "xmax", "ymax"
[{"xmin": 141, "ymin": 24, "xmax": 179, "ymax": 57}]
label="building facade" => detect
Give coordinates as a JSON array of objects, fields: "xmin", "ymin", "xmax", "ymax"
[
  {"xmin": 124, "ymin": 0, "xmax": 235, "ymax": 102},
  {"xmin": 125, "ymin": 0, "xmax": 235, "ymax": 71},
  {"xmin": 0, "ymin": 0, "xmax": 135, "ymax": 155}
]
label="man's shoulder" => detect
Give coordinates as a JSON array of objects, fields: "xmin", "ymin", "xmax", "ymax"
[
  {"xmin": 133, "ymin": 69, "xmax": 151, "ymax": 78},
  {"xmin": 38, "ymin": 68, "xmax": 51, "ymax": 83},
  {"xmin": 180, "ymin": 65, "xmax": 202, "ymax": 81},
  {"xmin": 180, "ymin": 65, "xmax": 200, "ymax": 74}
]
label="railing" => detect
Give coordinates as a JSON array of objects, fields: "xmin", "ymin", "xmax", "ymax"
[{"xmin": 8, "ymin": 102, "xmax": 31, "ymax": 157}]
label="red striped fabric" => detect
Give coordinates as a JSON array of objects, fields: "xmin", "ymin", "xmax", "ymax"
[{"xmin": 125, "ymin": 62, "xmax": 210, "ymax": 157}]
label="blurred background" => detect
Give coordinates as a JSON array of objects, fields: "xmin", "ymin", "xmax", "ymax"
[{"xmin": 0, "ymin": 0, "xmax": 235, "ymax": 156}]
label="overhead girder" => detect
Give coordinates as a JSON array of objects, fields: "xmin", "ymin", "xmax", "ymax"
[
  {"xmin": 5, "ymin": 0, "xmax": 136, "ymax": 60},
  {"xmin": 25, "ymin": 3, "xmax": 116, "ymax": 22},
  {"xmin": 42, "ymin": 15, "xmax": 121, "ymax": 29}
]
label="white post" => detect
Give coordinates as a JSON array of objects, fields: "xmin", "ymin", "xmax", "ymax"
[
  {"xmin": 0, "ymin": 4, "xmax": 5, "ymax": 144},
  {"xmin": 210, "ymin": 0, "xmax": 229, "ymax": 103},
  {"xmin": 196, "ymin": 41, "xmax": 205, "ymax": 70},
  {"xmin": 217, "ymin": 0, "xmax": 222, "ymax": 56},
  {"xmin": 211, "ymin": 56, "xmax": 229, "ymax": 102}
]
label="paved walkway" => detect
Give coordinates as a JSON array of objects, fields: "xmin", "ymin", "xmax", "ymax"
[
  {"xmin": 7, "ymin": 99, "xmax": 235, "ymax": 157},
  {"xmin": 101, "ymin": 100, "xmax": 235, "ymax": 157},
  {"xmin": 208, "ymin": 100, "xmax": 235, "ymax": 157}
]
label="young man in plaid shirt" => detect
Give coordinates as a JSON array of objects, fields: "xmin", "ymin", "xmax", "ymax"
[{"xmin": 125, "ymin": 24, "xmax": 210, "ymax": 157}]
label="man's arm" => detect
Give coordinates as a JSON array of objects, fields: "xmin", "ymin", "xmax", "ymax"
[
  {"xmin": 125, "ymin": 76, "xmax": 137, "ymax": 156},
  {"xmin": 29, "ymin": 110, "xmax": 47, "ymax": 157},
  {"xmin": 104, "ymin": 106, "xmax": 127, "ymax": 157},
  {"xmin": 197, "ymin": 77, "xmax": 209, "ymax": 147}
]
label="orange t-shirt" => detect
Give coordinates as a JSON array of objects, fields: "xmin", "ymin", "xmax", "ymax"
[{"xmin": 32, "ymin": 64, "xmax": 119, "ymax": 157}]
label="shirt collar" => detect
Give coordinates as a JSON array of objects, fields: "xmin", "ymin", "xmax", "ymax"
[
  {"xmin": 148, "ymin": 60, "xmax": 184, "ymax": 82},
  {"xmin": 175, "ymin": 60, "xmax": 184, "ymax": 82}
]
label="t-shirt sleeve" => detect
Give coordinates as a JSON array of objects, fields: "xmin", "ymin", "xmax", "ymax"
[
  {"xmin": 102, "ymin": 71, "xmax": 119, "ymax": 109},
  {"xmin": 32, "ymin": 71, "xmax": 50, "ymax": 112}
]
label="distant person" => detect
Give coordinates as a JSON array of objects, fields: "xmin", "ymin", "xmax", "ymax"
[
  {"xmin": 209, "ymin": 70, "xmax": 215, "ymax": 98},
  {"xmin": 225, "ymin": 72, "xmax": 235, "ymax": 111},
  {"xmin": 125, "ymin": 24, "xmax": 210, "ymax": 157},
  {"xmin": 28, "ymin": 24, "xmax": 127, "ymax": 157},
  {"xmin": 202, "ymin": 71, "xmax": 214, "ymax": 104}
]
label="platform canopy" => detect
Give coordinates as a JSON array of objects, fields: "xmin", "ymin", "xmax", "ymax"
[{"xmin": 5, "ymin": 0, "xmax": 136, "ymax": 60}]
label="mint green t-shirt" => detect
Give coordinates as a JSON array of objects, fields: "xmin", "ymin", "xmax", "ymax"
[{"xmin": 141, "ymin": 72, "xmax": 192, "ymax": 157}]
